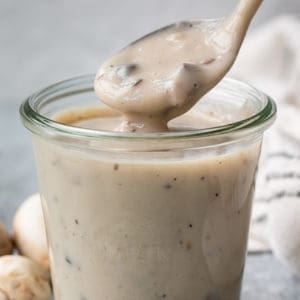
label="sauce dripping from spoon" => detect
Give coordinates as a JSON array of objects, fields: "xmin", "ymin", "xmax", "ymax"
[{"xmin": 94, "ymin": 0, "xmax": 263, "ymax": 132}]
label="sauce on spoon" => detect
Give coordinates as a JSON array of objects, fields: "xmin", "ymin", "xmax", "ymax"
[{"xmin": 94, "ymin": 0, "xmax": 262, "ymax": 132}]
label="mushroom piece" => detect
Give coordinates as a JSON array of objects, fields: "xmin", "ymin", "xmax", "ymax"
[
  {"xmin": 0, "ymin": 222, "xmax": 13, "ymax": 256},
  {"xmin": 0, "ymin": 255, "xmax": 51, "ymax": 300},
  {"xmin": 13, "ymin": 193, "xmax": 49, "ymax": 270}
]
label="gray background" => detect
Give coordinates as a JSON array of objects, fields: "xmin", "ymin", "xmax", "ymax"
[{"xmin": 1, "ymin": 0, "xmax": 300, "ymax": 299}]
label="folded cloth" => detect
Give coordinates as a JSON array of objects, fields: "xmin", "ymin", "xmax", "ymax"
[{"xmin": 230, "ymin": 15, "xmax": 300, "ymax": 253}]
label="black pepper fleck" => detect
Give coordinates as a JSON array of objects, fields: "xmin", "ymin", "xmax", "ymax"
[
  {"xmin": 186, "ymin": 241, "xmax": 192, "ymax": 250},
  {"xmin": 215, "ymin": 193, "xmax": 219, "ymax": 197},
  {"xmin": 189, "ymin": 224, "xmax": 193, "ymax": 228},
  {"xmin": 201, "ymin": 176, "xmax": 206, "ymax": 180},
  {"xmin": 164, "ymin": 183, "xmax": 172, "ymax": 189},
  {"xmin": 65, "ymin": 256, "xmax": 73, "ymax": 265},
  {"xmin": 173, "ymin": 177, "xmax": 177, "ymax": 181},
  {"xmin": 162, "ymin": 294, "xmax": 167, "ymax": 298},
  {"xmin": 133, "ymin": 78, "xmax": 143, "ymax": 86},
  {"xmin": 114, "ymin": 164, "xmax": 119, "ymax": 171},
  {"xmin": 74, "ymin": 219, "xmax": 79, "ymax": 225},
  {"xmin": 193, "ymin": 83, "xmax": 198, "ymax": 88}
]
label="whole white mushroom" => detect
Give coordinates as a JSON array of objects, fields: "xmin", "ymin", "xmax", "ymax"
[
  {"xmin": 0, "ymin": 255, "xmax": 51, "ymax": 300},
  {"xmin": 0, "ymin": 222, "xmax": 13, "ymax": 256},
  {"xmin": 268, "ymin": 198, "xmax": 300, "ymax": 276},
  {"xmin": 13, "ymin": 193, "xmax": 49, "ymax": 269}
]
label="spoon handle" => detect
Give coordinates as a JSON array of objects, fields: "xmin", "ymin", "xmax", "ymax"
[
  {"xmin": 234, "ymin": 0, "xmax": 263, "ymax": 24},
  {"xmin": 221, "ymin": 0, "xmax": 263, "ymax": 53}
]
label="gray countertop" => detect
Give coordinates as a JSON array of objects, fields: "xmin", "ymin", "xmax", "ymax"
[{"xmin": 1, "ymin": 1, "xmax": 300, "ymax": 299}]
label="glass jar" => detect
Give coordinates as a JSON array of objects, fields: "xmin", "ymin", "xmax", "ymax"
[{"xmin": 20, "ymin": 75, "xmax": 276, "ymax": 300}]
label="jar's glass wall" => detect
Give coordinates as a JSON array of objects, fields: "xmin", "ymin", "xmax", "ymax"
[
  {"xmin": 20, "ymin": 76, "xmax": 276, "ymax": 300},
  {"xmin": 20, "ymin": 76, "xmax": 276, "ymax": 152}
]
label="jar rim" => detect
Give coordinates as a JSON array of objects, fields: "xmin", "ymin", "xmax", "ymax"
[{"xmin": 20, "ymin": 74, "xmax": 276, "ymax": 141}]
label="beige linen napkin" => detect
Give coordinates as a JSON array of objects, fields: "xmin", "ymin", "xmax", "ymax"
[{"xmin": 230, "ymin": 15, "xmax": 300, "ymax": 253}]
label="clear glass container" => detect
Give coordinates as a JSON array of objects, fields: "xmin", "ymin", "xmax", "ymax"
[{"xmin": 20, "ymin": 75, "xmax": 276, "ymax": 300}]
